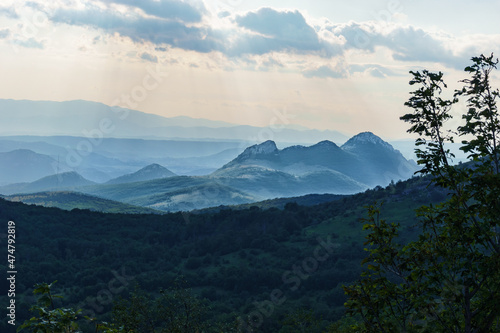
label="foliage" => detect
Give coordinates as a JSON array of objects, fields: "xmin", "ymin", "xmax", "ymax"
[
  {"xmin": 17, "ymin": 281, "xmax": 92, "ymax": 333},
  {"xmin": 112, "ymin": 278, "xmax": 227, "ymax": 333},
  {"xmin": 18, "ymin": 281, "xmax": 127, "ymax": 333},
  {"xmin": 344, "ymin": 54, "xmax": 500, "ymax": 332},
  {"xmin": 0, "ymin": 153, "xmax": 445, "ymax": 332},
  {"xmin": 279, "ymin": 308, "xmax": 323, "ymax": 333}
]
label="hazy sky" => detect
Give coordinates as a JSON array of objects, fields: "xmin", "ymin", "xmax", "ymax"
[{"xmin": 0, "ymin": 0, "xmax": 499, "ymax": 139}]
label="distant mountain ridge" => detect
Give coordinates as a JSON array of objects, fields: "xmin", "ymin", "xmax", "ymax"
[
  {"xmin": 0, "ymin": 132, "xmax": 419, "ymax": 212},
  {"xmin": 0, "ymin": 99, "xmax": 349, "ymax": 143},
  {"xmin": 0, "ymin": 149, "xmax": 70, "ymax": 185},
  {"xmin": 215, "ymin": 132, "xmax": 418, "ymax": 190}
]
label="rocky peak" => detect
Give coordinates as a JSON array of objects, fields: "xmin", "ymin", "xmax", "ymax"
[
  {"xmin": 240, "ymin": 140, "xmax": 278, "ymax": 158},
  {"xmin": 342, "ymin": 132, "xmax": 394, "ymax": 151}
]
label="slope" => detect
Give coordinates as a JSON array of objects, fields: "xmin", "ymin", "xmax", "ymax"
[
  {"xmin": 2, "ymin": 191, "xmax": 161, "ymax": 214},
  {"xmin": 0, "ymin": 149, "xmax": 68, "ymax": 185},
  {"xmin": 0, "ymin": 171, "xmax": 96, "ymax": 195},
  {"xmin": 106, "ymin": 163, "xmax": 177, "ymax": 185}
]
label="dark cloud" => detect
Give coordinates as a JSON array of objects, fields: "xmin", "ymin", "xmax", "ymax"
[
  {"xmin": 140, "ymin": 52, "xmax": 158, "ymax": 63},
  {"xmin": 329, "ymin": 22, "xmax": 464, "ymax": 69},
  {"xmin": 43, "ymin": 3, "xmax": 471, "ymax": 71},
  {"xmin": 236, "ymin": 8, "xmax": 317, "ymax": 43},
  {"xmin": 51, "ymin": 6, "xmax": 222, "ymax": 53},
  {"xmin": 232, "ymin": 8, "xmax": 333, "ymax": 56},
  {"xmin": 104, "ymin": 0, "xmax": 205, "ymax": 23}
]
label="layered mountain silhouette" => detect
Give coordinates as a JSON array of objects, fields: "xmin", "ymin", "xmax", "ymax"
[
  {"xmin": 0, "ymin": 99, "xmax": 348, "ymax": 143},
  {"xmin": 213, "ymin": 132, "xmax": 418, "ymax": 194},
  {"xmin": 0, "ymin": 149, "xmax": 69, "ymax": 185},
  {"xmin": 0, "ymin": 132, "xmax": 419, "ymax": 212}
]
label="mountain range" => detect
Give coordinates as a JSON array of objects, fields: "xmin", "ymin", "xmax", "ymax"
[
  {"xmin": 0, "ymin": 99, "xmax": 349, "ymax": 143},
  {"xmin": 0, "ymin": 132, "xmax": 419, "ymax": 212}
]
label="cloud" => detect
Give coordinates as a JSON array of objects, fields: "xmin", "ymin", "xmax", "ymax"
[
  {"xmin": 50, "ymin": 5, "xmax": 222, "ymax": 53},
  {"xmin": 140, "ymin": 52, "xmax": 158, "ymax": 63},
  {"xmin": 12, "ymin": 37, "xmax": 45, "ymax": 49},
  {"xmin": 350, "ymin": 64, "xmax": 396, "ymax": 78},
  {"xmin": 303, "ymin": 65, "xmax": 347, "ymax": 79},
  {"xmin": 236, "ymin": 8, "xmax": 318, "ymax": 44},
  {"xmin": 262, "ymin": 56, "xmax": 284, "ymax": 68},
  {"xmin": 48, "ymin": 5, "xmax": 339, "ymax": 59},
  {"xmin": 0, "ymin": 28, "xmax": 10, "ymax": 39},
  {"xmin": 29, "ymin": 2, "xmax": 496, "ymax": 72},
  {"xmin": 231, "ymin": 8, "xmax": 336, "ymax": 57},
  {"xmin": 103, "ymin": 0, "xmax": 206, "ymax": 23},
  {"xmin": 326, "ymin": 22, "xmax": 465, "ymax": 69},
  {"xmin": 0, "ymin": 6, "xmax": 19, "ymax": 19}
]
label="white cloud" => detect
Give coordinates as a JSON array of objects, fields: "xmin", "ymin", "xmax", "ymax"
[{"xmin": 302, "ymin": 64, "xmax": 347, "ymax": 79}]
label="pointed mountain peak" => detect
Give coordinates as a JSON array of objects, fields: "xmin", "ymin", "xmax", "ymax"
[
  {"xmin": 241, "ymin": 140, "xmax": 278, "ymax": 157},
  {"xmin": 106, "ymin": 163, "xmax": 176, "ymax": 185},
  {"xmin": 342, "ymin": 132, "xmax": 394, "ymax": 151},
  {"xmin": 140, "ymin": 163, "xmax": 168, "ymax": 172}
]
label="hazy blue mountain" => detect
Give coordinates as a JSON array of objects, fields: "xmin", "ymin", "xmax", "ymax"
[
  {"xmin": 106, "ymin": 163, "xmax": 176, "ymax": 185},
  {"xmin": 140, "ymin": 148, "xmax": 244, "ymax": 176},
  {"xmin": 0, "ymin": 171, "xmax": 96, "ymax": 195},
  {"xmin": 0, "ymin": 133, "xmax": 419, "ymax": 211},
  {"xmin": 4, "ymin": 135, "xmax": 243, "ymax": 160},
  {"xmin": 0, "ymin": 137, "xmax": 148, "ymax": 183},
  {"xmin": 0, "ymin": 139, "xmax": 67, "ymax": 156},
  {"xmin": 213, "ymin": 132, "xmax": 419, "ymax": 194},
  {"xmin": 0, "ymin": 149, "xmax": 70, "ymax": 185},
  {"xmin": 212, "ymin": 142, "xmax": 367, "ymax": 196},
  {"xmin": 341, "ymin": 132, "xmax": 419, "ymax": 186},
  {"xmin": 220, "ymin": 140, "xmax": 360, "ymax": 176},
  {"xmin": 0, "ymin": 99, "xmax": 349, "ymax": 144},
  {"xmin": 0, "ymin": 136, "xmax": 244, "ymax": 185}
]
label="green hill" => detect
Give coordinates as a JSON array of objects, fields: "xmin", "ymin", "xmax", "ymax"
[
  {"xmin": 2, "ymin": 191, "xmax": 162, "ymax": 214},
  {"xmin": 0, "ymin": 174, "xmax": 446, "ymax": 332}
]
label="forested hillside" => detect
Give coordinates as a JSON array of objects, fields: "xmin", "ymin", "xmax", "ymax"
[{"xmin": 0, "ymin": 175, "xmax": 442, "ymax": 332}]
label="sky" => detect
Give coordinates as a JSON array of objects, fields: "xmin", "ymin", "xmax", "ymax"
[{"xmin": 0, "ymin": 0, "xmax": 499, "ymax": 139}]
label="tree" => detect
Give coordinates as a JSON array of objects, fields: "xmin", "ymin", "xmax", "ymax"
[
  {"xmin": 343, "ymin": 54, "xmax": 500, "ymax": 332},
  {"xmin": 18, "ymin": 281, "xmax": 119, "ymax": 333},
  {"xmin": 18, "ymin": 281, "xmax": 81, "ymax": 333},
  {"xmin": 112, "ymin": 278, "xmax": 237, "ymax": 333}
]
